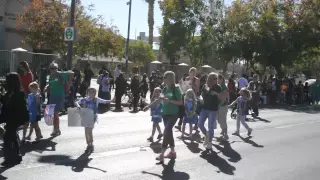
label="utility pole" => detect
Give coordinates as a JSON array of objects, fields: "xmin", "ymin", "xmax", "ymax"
[
  {"xmin": 67, "ymin": 0, "xmax": 76, "ymax": 70},
  {"xmin": 125, "ymin": 0, "xmax": 132, "ymax": 72}
]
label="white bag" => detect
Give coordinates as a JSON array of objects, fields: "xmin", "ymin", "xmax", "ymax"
[
  {"xmin": 44, "ymin": 104, "xmax": 56, "ymax": 126},
  {"xmin": 68, "ymin": 108, "xmax": 95, "ymax": 128}
]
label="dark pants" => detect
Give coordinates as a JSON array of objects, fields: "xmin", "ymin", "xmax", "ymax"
[
  {"xmin": 132, "ymin": 93, "xmax": 140, "ymax": 110},
  {"xmin": 115, "ymin": 93, "xmax": 123, "ymax": 109},
  {"xmin": 162, "ymin": 115, "xmax": 178, "ymax": 148},
  {"xmin": 3, "ymin": 127, "xmax": 22, "ymax": 163}
]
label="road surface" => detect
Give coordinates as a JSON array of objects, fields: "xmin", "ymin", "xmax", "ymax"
[{"xmin": 1, "ymin": 108, "xmax": 320, "ymax": 180}]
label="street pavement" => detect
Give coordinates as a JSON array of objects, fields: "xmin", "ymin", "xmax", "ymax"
[{"xmin": 1, "ymin": 107, "xmax": 320, "ymax": 180}]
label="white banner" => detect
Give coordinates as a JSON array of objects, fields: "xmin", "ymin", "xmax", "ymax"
[
  {"xmin": 179, "ymin": 80, "xmax": 192, "ymax": 94},
  {"xmin": 68, "ymin": 108, "xmax": 95, "ymax": 128}
]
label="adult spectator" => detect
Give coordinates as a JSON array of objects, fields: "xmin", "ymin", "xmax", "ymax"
[
  {"xmin": 83, "ymin": 63, "xmax": 94, "ymax": 87},
  {"xmin": 156, "ymin": 71, "xmax": 183, "ymax": 163},
  {"xmin": 247, "ymin": 74, "xmax": 261, "ymax": 116},
  {"xmin": 311, "ymin": 77, "xmax": 320, "ymax": 105},
  {"xmin": 0, "ymin": 73, "xmax": 29, "ymax": 166},
  {"xmin": 140, "ymin": 73, "xmax": 149, "ymax": 99},
  {"xmin": 149, "ymin": 71, "xmax": 157, "ymax": 99},
  {"xmin": 114, "ymin": 64, "xmax": 122, "ymax": 80},
  {"xmin": 38, "ymin": 64, "xmax": 49, "ymax": 102},
  {"xmin": 238, "ymin": 74, "xmax": 248, "ymax": 90},
  {"xmin": 72, "ymin": 64, "xmax": 81, "ymax": 100},
  {"xmin": 19, "ymin": 61, "xmax": 33, "ymax": 95},
  {"xmin": 115, "ymin": 73, "xmax": 127, "ymax": 111},
  {"xmin": 47, "ymin": 63, "xmax": 73, "ymax": 136},
  {"xmin": 228, "ymin": 74, "xmax": 237, "ymax": 103}
]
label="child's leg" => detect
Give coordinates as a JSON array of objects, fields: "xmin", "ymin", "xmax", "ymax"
[
  {"xmin": 22, "ymin": 122, "xmax": 29, "ymax": 140},
  {"xmin": 181, "ymin": 122, "xmax": 186, "ymax": 137},
  {"xmin": 189, "ymin": 123, "xmax": 193, "ymax": 137},
  {"xmin": 28, "ymin": 124, "xmax": 34, "ymax": 138},
  {"xmin": 33, "ymin": 122, "xmax": 43, "ymax": 138},
  {"xmin": 240, "ymin": 115, "xmax": 250, "ymax": 130},
  {"xmin": 151, "ymin": 122, "xmax": 156, "ymax": 137},
  {"xmin": 155, "ymin": 123, "xmax": 162, "ymax": 135},
  {"xmin": 84, "ymin": 127, "xmax": 89, "ymax": 145},
  {"xmin": 236, "ymin": 114, "xmax": 241, "ymax": 132}
]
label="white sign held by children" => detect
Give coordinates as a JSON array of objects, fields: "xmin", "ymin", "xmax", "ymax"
[{"xmin": 68, "ymin": 108, "xmax": 95, "ymax": 128}]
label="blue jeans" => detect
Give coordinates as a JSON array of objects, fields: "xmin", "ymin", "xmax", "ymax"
[{"xmin": 198, "ymin": 109, "xmax": 217, "ymax": 138}]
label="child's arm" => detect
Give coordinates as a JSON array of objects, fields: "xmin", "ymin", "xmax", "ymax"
[
  {"xmin": 96, "ymin": 97, "xmax": 111, "ymax": 104},
  {"xmin": 74, "ymin": 98, "xmax": 82, "ymax": 108},
  {"xmin": 228, "ymin": 98, "xmax": 237, "ymax": 108},
  {"xmin": 143, "ymin": 98, "xmax": 161, "ymax": 111}
]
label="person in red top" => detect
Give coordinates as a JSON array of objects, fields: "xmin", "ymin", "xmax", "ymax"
[{"xmin": 19, "ymin": 61, "xmax": 34, "ymax": 95}]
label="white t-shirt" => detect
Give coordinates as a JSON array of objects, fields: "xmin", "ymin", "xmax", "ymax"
[{"xmin": 238, "ymin": 77, "xmax": 248, "ymax": 89}]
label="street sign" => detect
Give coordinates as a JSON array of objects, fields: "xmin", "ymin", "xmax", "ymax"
[{"xmin": 64, "ymin": 27, "xmax": 74, "ymax": 41}]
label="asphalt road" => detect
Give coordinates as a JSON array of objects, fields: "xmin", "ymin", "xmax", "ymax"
[{"xmin": 1, "ymin": 107, "xmax": 320, "ymax": 180}]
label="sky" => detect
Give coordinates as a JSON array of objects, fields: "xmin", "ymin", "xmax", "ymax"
[{"xmin": 81, "ymin": 0, "xmax": 232, "ymax": 39}]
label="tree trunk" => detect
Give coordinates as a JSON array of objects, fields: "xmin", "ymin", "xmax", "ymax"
[{"xmin": 148, "ymin": 0, "xmax": 155, "ymax": 47}]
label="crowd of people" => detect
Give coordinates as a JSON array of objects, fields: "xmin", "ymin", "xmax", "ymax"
[{"xmin": 1, "ymin": 60, "xmax": 319, "ymax": 167}]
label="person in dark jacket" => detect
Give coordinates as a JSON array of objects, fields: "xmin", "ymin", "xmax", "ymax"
[
  {"xmin": 0, "ymin": 73, "xmax": 29, "ymax": 166},
  {"xmin": 131, "ymin": 74, "xmax": 140, "ymax": 112},
  {"xmin": 115, "ymin": 73, "xmax": 127, "ymax": 111}
]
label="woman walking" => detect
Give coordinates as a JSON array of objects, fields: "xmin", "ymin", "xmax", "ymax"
[
  {"xmin": 19, "ymin": 61, "xmax": 33, "ymax": 95},
  {"xmin": 46, "ymin": 63, "xmax": 73, "ymax": 136},
  {"xmin": 198, "ymin": 72, "xmax": 222, "ymax": 150},
  {"xmin": 217, "ymin": 74, "xmax": 229, "ymax": 140},
  {"xmin": 154, "ymin": 71, "xmax": 183, "ymax": 163}
]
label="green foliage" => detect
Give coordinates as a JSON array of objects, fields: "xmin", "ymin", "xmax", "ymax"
[
  {"xmin": 128, "ymin": 41, "xmax": 156, "ymax": 65},
  {"xmin": 17, "ymin": 0, "xmax": 124, "ymax": 59}
]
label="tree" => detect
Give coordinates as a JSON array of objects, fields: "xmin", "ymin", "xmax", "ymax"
[
  {"xmin": 128, "ymin": 41, "xmax": 156, "ymax": 65},
  {"xmin": 144, "ymin": 0, "xmax": 155, "ymax": 47},
  {"xmin": 159, "ymin": 0, "xmax": 206, "ymax": 65},
  {"xmin": 17, "ymin": 0, "xmax": 123, "ymax": 59}
]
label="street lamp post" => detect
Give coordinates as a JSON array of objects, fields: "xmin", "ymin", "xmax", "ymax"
[
  {"xmin": 125, "ymin": 0, "xmax": 132, "ymax": 72},
  {"xmin": 67, "ymin": 0, "xmax": 76, "ymax": 70}
]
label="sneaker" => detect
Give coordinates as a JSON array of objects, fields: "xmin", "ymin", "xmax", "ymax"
[
  {"xmin": 147, "ymin": 137, "xmax": 153, "ymax": 142},
  {"xmin": 157, "ymin": 134, "xmax": 163, "ymax": 140},
  {"xmin": 206, "ymin": 142, "xmax": 212, "ymax": 150},
  {"xmin": 85, "ymin": 145, "xmax": 93, "ymax": 154},
  {"xmin": 224, "ymin": 134, "xmax": 229, "ymax": 141},
  {"xmin": 35, "ymin": 135, "xmax": 43, "ymax": 141},
  {"xmin": 247, "ymin": 128, "xmax": 253, "ymax": 136},
  {"xmin": 155, "ymin": 154, "xmax": 164, "ymax": 163},
  {"xmin": 164, "ymin": 152, "xmax": 177, "ymax": 159},
  {"xmin": 50, "ymin": 130, "xmax": 61, "ymax": 137},
  {"xmin": 232, "ymin": 131, "xmax": 240, "ymax": 136},
  {"xmin": 25, "ymin": 136, "xmax": 31, "ymax": 140}
]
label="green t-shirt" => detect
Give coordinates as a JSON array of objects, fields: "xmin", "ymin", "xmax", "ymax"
[
  {"xmin": 162, "ymin": 87, "xmax": 182, "ymax": 115},
  {"xmin": 49, "ymin": 72, "xmax": 68, "ymax": 97},
  {"xmin": 311, "ymin": 82, "xmax": 320, "ymax": 94},
  {"xmin": 201, "ymin": 84, "xmax": 222, "ymax": 111}
]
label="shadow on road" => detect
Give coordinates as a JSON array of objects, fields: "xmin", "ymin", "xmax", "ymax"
[
  {"xmin": 238, "ymin": 136, "xmax": 264, "ymax": 148},
  {"xmin": 213, "ymin": 140, "xmax": 242, "ymax": 163},
  {"xmin": 0, "ymin": 167, "xmax": 9, "ymax": 180},
  {"xmin": 149, "ymin": 140, "xmax": 162, "ymax": 154},
  {"xmin": 255, "ymin": 117, "xmax": 271, "ymax": 123},
  {"xmin": 200, "ymin": 150, "xmax": 236, "ymax": 175},
  {"xmin": 182, "ymin": 139, "xmax": 202, "ymax": 154},
  {"xmin": 142, "ymin": 159, "xmax": 190, "ymax": 180},
  {"xmin": 20, "ymin": 137, "xmax": 57, "ymax": 155},
  {"xmin": 261, "ymin": 104, "xmax": 320, "ymax": 114},
  {"xmin": 38, "ymin": 154, "xmax": 107, "ymax": 173}
]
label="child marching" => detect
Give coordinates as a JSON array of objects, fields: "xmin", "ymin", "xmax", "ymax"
[
  {"xmin": 144, "ymin": 87, "xmax": 163, "ymax": 142},
  {"xmin": 229, "ymin": 88, "xmax": 253, "ymax": 136},
  {"xmin": 181, "ymin": 89, "xmax": 197, "ymax": 139},
  {"xmin": 75, "ymin": 87, "xmax": 111, "ymax": 154},
  {"xmin": 24, "ymin": 82, "xmax": 43, "ymax": 142}
]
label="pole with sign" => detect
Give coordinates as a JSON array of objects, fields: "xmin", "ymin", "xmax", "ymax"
[
  {"xmin": 64, "ymin": 27, "xmax": 74, "ymax": 41},
  {"xmin": 66, "ymin": 0, "xmax": 76, "ymax": 70}
]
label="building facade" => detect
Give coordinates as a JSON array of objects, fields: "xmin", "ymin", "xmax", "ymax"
[{"xmin": 0, "ymin": 0, "xmax": 32, "ymax": 51}]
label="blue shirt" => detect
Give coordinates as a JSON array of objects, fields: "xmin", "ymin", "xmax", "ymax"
[
  {"xmin": 151, "ymin": 104, "xmax": 162, "ymax": 120},
  {"xmin": 237, "ymin": 96, "xmax": 248, "ymax": 116},
  {"xmin": 28, "ymin": 93, "xmax": 41, "ymax": 122},
  {"xmin": 78, "ymin": 97, "xmax": 110, "ymax": 121}
]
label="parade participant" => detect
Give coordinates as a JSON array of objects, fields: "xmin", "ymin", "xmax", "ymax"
[
  {"xmin": 115, "ymin": 73, "xmax": 127, "ymax": 111},
  {"xmin": 144, "ymin": 87, "xmax": 163, "ymax": 142},
  {"xmin": 229, "ymin": 88, "xmax": 253, "ymax": 136},
  {"xmin": 198, "ymin": 72, "xmax": 222, "ymax": 150},
  {"xmin": 46, "ymin": 62, "xmax": 73, "ymax": 136},
  {"xmin": 75, "ymin": 87, "xmax": 111, "ymax": 154},
  {"xmin": 247, "ymin": 74, "xmax": 261, "ymax": 116},
  {"xmin": 181, "ymin": 89, "xmax": 197, "ymax": 139},
  {"xmin": 217, "ymin": 74, "xmax": 229, "ymax": 140},
  {"xmin": 25, "ymin": 82, "xmax": 43, "ymax": 141},
  {"xmin": 155, "ymin": 71, "xmax": 183, "ymax": 163}
]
